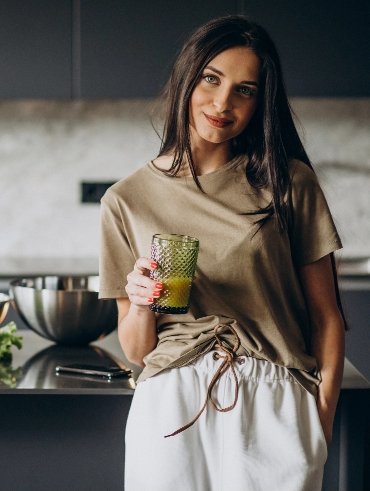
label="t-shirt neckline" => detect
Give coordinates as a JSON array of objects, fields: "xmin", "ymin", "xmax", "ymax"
[{"xmin": 147, "ymin": 154, "xmax": 245, "ymax": 181}]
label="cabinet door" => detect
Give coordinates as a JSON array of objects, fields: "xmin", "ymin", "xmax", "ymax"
[
  {"xmin": 242, "ymin": 0, "xmax": 370, "ymax": 97},
  {"xmin": 0, "ymin": 0, "xmax": 72, "ymax": 99},
  {"xmin": 80, "ymin": 0, "xmax": 238, "ymax": 98},
  {"xmin": 340, "ymin": 286, "xmax": 370, "ymax": 383}
]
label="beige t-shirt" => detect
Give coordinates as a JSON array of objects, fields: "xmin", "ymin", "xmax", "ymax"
[{"xmin": 99, "ymin": 156, "xmax": 342, "ymax": 395}]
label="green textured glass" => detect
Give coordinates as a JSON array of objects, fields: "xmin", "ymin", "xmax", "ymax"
[{"xmin": 150, "ymin": 234, "xmax": 199, "ymax": 314}]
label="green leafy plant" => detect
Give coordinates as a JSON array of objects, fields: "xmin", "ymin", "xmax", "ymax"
[
  {"xmin": 0, "ymin": 363, "xmax": 22, "ymax": 388},
  {"xmin": 0, "ymin": 321, "xmax": 23, "ymax": 364}
]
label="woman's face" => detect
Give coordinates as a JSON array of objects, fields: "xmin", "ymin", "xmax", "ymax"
[{"xmin": 189, "ymin": 46, "xmax": 260, "ymax": 148}]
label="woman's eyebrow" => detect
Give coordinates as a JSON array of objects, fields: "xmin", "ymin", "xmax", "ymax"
[{"xmin": 204, "ymin": 65, "xmax": 259, "ymax": 87}]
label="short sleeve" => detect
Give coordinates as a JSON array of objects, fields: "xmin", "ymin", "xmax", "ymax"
[
  {"xmin": 289, "ymin": 160, "xmax": 342, "ymax": 266},
  {"xmin": 98, "ymin": 190, "xmax": 135, "ymax": 299}
]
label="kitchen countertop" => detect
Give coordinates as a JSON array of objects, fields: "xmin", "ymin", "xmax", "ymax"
[
  {"xmin": 1, "ymin": 256, "xmax": 370, "ymax": 278},
  {"xmin": 0, "ymin": 329, "xmax": 136, "ymax": 395},
  {"xmin": 0, "ymin": 257, "xmax": 99, "ymax": 277},
  {"xmin": 1, "ymin": 256, "xmax": 369, "ymax": 394},
  {"xmin": 337, "ymin": 257, "xmax": 370, "ymax": 276},
  {"xmin": 1, "ymin": 329, "xmax": 368, "ymax": 395}
]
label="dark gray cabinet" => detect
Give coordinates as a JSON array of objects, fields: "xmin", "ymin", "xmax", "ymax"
[
  {"xmin": 0, "ymin": 0, "xmax": 72, "ymax": 99},
  {"xmin": 0, "ymin": 0, "xmax": 237, "ymax": 100},
  {"xmin": 0, "ymin": 392, "xmax": 368, "ymax": 490},
  {"xmin": 241, "ymin": 0, "xmax": 370, "ymax": 97},
  {"xmin": 340, "ymin": 284, "xmax": 370, "ymax": 382},
  {"xmin": 0, "ymin": 1, "xmax": 369, "ymax": 99},
  {"xmin": 322, "ymin": 390, "xmax": 370, "ymax": 491},
  {"xmin": 0, "ymin": 395, "xmax": 132, "ymax": 491},
  {"xmin": 80, "ymin": 0, "xmax": 238, "ymax": 98}
]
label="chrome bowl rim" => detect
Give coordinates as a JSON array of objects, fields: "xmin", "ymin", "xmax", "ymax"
[{"xmin": 10, "ymin": 275, "xmax": 101, "ymax": 293}]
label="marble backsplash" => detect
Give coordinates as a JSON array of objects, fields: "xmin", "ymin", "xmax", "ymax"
[{"xmin": 0, "ymin": 98, "xmax": 369, "ymax": 260}]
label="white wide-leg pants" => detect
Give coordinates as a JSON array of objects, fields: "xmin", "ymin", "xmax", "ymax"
[{"xmin": 125, "ymin": 352, "xmax": 327, "ymax": 491}]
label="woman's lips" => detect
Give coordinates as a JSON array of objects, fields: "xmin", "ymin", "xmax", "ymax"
[{"xmin": 204, "ymin": 113, "xmax": 233, "ymax": 128}]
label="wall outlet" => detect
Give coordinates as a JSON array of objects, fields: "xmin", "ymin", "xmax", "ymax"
[{"xmin": 80, "ymin": 181, "xmax": 116, "ymax": 203}]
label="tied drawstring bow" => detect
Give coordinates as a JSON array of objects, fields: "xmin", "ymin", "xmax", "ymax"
[{"xmin": 164, "ymin": 323, "xmax": 244, "ymax": 438}]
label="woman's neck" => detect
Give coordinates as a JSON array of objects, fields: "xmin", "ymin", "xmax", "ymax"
[
  {"xmin": 153, "ymin": 139, "xmax": 235, "ymax": 177},
  {"xmin": 190, "ymin": 144, "xmax": 234, "ymax": 175}
]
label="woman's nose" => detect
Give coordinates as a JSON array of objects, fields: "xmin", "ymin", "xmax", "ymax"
[{"xmin": 212, "ymin": 87, "xmax": 233, "ymax": 112}]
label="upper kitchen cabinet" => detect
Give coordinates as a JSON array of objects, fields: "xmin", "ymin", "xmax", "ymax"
[
  {"xmin": 242, "ymin": 0, "xmax": 370, "ymax": 97},
  {"xmin": 2, "ymin": 0, "xmax": 367, "ymax": 99},
  {"xmin": 80, "ymin": 0, "xmax": 238, "ymax": 98},
  {"xmin": 0, "ymin": 0, "xmax": 72, "ymax": 99}
]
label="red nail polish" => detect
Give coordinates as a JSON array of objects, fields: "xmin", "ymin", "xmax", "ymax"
[
  {"xmin": 155, "ymin": 282, "xmax": 163, "ymax": 289},
  {"xmin": 150, "ymin": 261, "xmax": 158, "ymax": 269},
  {"xmin": 147, "ymin": 297, "xmax": 153, "ymax": 303},
  {"xmin": 152, "ymin": 291, "xmax": 161, "ymax": 297}
]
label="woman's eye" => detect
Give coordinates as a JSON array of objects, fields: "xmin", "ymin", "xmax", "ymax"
[
  {"xmin": 238, "ymin": 86, "xmax": 256, "ymax": 97},
  {"xmin": 203, "ymin": 74, "xmax": 218, "ymax": 84}
]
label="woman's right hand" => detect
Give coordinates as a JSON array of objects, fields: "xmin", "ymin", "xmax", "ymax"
[{"xmin": 125, "ymin": 257, "xmax": 163, "ymax": 308}]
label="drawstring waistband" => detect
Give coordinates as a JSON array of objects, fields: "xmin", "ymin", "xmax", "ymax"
[{"xmin": 164, "ymin": 324, "xmax": 244, "ymax": 438}]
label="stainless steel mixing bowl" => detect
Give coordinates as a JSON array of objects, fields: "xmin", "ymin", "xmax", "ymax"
[{"xmin": 9, "ymin": 276, "xmax": 118, "ymax": 345}]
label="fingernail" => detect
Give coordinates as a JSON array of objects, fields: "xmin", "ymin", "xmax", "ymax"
[
  {"xmin": 147, "ymin": 297, "xmax": 153, "ymax": 303},
  {"xmin": 152, "ymin": 291, "xmax": 161, "ymax": 297},
  {"xmin": 155, "ymin": 282, "xmax": 163, "ymax": 289},
  {"xmin": 150, "ymin": 261, "xmax": 158, "ymax": 269}
]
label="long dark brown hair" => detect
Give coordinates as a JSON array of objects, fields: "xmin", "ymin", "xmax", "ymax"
[{"xmin": 155, "ymin": 15, "xmax": 347, "ymax": 328}]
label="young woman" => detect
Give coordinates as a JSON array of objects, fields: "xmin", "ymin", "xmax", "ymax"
[{"xmin": 99, "ymin": 15, "xmax": 345, "ymax": 491}]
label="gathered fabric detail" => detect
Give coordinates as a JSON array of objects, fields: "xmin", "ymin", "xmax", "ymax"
[{"xmin": 164, "ymin": 323, "xmax": 244, "ymax": 438}]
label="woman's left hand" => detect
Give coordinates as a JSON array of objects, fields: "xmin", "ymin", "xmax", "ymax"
[{"xmin": 316, "ymin": 396, "xmax": 336, "ymax": 445}]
